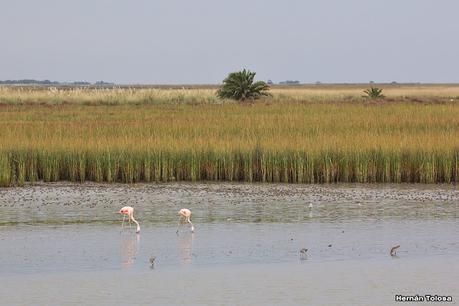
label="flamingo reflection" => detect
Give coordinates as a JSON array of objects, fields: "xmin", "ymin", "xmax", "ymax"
[
  {"xmin": 121, "ymin": 232, "xmax": 140, "ymax": 268},
  {"xmin": 178, "ymin": 232, "xmax": 194, "ymax": 266}
]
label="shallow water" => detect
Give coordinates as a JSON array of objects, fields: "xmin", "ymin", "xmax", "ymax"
[{"xmin": 0, "ymin": 183, "xmax": 458, "ymax": 305}]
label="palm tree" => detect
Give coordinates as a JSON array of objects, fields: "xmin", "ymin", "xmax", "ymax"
[
  {"xmin": 363, "ymin": 87, "xmax": 385, "ymax": 99},
  {"xmin": 217, "ymin": 69, "xmax": 270, "ymax": 101}
]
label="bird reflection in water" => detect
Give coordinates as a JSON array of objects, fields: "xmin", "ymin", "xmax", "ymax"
[
  {"xmin": 120, "ymin": 232, "xmax": 140, "ymax": 268},
  {"xmin": 178, "ymin": 232, "xmax": 194, "ymax": 266}
]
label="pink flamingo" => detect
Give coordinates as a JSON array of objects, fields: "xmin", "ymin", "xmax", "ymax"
[
  {"xmin": 177, "ymin": 208, "xmax": 194, "ymax": 233},
  {"xmin": 118, "ymin": 206, "xmax": 140, "ymax": 233}
]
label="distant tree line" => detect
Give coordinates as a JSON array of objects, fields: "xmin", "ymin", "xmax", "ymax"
[
  {"xmin": 0, "ymin": 79, "xmax": 60, "ymax": 85},
  {"xmin": 0, "ymin": 79, "xmax": 113, "ymax": 86},
  {"xmin": 279, "ymin": 80, "xmax": 300, "ymax": 85},
  {"xmin": 267, "ymin": 80, "xmax": 301, "ymax": 85}
]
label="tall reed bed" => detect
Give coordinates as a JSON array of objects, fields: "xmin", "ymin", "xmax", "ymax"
[
  {"xmin": 0, "ymin": 87, "xmax": 458, "ymax": 186},
  {"xmin": 0, "ymin": 149, "xmax": 458, "ymax": 186}
]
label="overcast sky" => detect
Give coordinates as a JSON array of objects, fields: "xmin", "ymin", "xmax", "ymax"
[{"xmin": 1, "ymin": 0, "xmax": 458, "ymax": 84}]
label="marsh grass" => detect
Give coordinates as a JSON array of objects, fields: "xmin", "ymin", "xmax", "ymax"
[
  {"xmin": 0, "ymin": 85, "xmax": 458, "ymax": 186},
  {"xmin": 1, "ymin": 149, "xmax": 458, "ymax": 186}
]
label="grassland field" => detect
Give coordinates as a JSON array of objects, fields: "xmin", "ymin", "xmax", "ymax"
[{"xmin": 1, "ymin": 84, "xmax": 458, "ymax": 186}]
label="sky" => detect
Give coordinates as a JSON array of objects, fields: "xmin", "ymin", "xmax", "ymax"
[{"xmin": 1, "ymin": 0, "xmax": 458, "ymax": 84}]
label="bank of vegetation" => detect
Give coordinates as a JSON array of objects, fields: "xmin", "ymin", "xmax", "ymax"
[{"xmin": 0, "ymin": 85, "xmax": 458, "ymax": 186}]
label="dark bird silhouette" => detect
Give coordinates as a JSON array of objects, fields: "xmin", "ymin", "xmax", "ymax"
[
  {"xmin": 299, "ymin": 248, "xmax": 308, "ymax": 260},
  {"xmin": 149, "ymin": 256, "xmax": 156, "ymax": 268},
  {"xmin": 390, "ymin": 245, "xmax": 400, "ymax": 257}
]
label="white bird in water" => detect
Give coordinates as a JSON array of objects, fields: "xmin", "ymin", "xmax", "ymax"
[
  {"xmin": 177, "ymin": 208, "xmax": 194, "ymax": 233},
  {"xmin": 308, "ymin": 203, "xmax": 313, "ymax": 209},
  {"xmin": 118, "ymin": 206, "xmax": 140, "ymax": 233}
]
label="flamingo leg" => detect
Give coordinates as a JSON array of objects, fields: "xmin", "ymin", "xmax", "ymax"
[
  {"xmin": 122, "ymin": 215, "xmax": 126, "ymax": 229},
  {"xmin": 176, "ymin": 219, "xmax": 181, "ymax": 233},
  {"xmin": 129, "ymin": 214, "xmax": 132, "ymax": 228},
  {"xmin": 176, "ymin": 216, "xmax": 184, "ymax": 234}
]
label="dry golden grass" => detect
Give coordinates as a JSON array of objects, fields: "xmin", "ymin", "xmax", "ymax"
[{"xmin": 1, "ymin": 84, "xmax": 458, "ymax": 105}]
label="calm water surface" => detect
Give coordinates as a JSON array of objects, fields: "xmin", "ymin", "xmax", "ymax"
[{"xmin": 0, "ymin": 183, "xmax": 458, "ymax": 305}]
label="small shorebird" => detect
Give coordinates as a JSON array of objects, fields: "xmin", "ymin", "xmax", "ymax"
[
  {"xmin": 149, "ymin": 256, "xmax": 156, "ymax": 269},
  {"xmin": 390, "ymin": 245, "xmax": 400, "ymax": 256},
  {"xmin": 118, "ymin": 206, "xmax": 140, "ymax": 233},
  {"xmin": 308, "ymin": 203, "xmax": 313, "ymax": 209},
  {"xmin": 300, "ymin": 248, "xmax": 308, "ymax": 260},
  {"xmin": 177, "ymin": 208, "xmax": 194, "ymax": 233}
]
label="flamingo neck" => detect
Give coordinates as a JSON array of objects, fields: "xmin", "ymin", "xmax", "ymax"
[
  {"xmin": 188, "ymin": 220, "xmax": 194, "ymax": 232},
  {"xmin": 131, "ymin": 216, "xmax": 140, "ymax": 233}
]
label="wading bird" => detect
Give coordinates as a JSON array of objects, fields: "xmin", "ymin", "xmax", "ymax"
[
  {"xmin": 118, "ymin": 206, "xmax": 140, "ymax": 233},
  {"xmin": 177, "ymin": 208, "xmax": 194, "ymax": 233},
  {"xmin": 149, "ymin": 256, "xmax": 156, "ymax": 269},
  {"xmin": 390, "ymin": 245, "xmax": 400, "ymax": 257},
  {"xmin": 299, "ymin": 248, "xmax": 308, "ymax": 260}
]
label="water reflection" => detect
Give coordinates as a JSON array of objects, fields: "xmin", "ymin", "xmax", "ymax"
[
  {"xmin": 178, "ymin": 233, "xmax": 194, "ymax": 266},
  {"xmin": 120, "ymin": 232, "xmax": 140, "ymax": 268}
]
